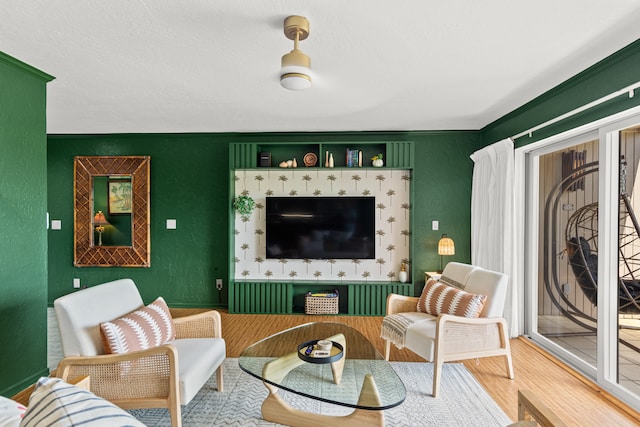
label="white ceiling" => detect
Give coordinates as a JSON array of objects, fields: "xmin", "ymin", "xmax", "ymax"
[{"xmin": 2, "ymin": 1, "xmax": 640, "ymax": 134}]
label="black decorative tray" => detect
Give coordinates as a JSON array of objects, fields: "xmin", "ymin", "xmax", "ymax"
[{"xmin": 297, "ymin": 339, "xmax": 344, "ymax": 364}]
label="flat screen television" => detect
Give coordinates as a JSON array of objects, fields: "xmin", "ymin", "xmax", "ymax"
[{"xmin": 266, "ymin": 196, "xmax": 375, "ymax": 259}]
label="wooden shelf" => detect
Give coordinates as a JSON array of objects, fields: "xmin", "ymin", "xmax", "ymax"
[{"xmin": 230, "ymin": 141, "xmax": 413, "ymax": 169}]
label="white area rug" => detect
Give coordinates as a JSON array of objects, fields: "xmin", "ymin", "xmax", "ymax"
[{"xmin": 130, "ymin": 358, "xmax": 512, "ymax": 426}]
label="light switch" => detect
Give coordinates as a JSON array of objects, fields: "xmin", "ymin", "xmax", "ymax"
[
  {"xmin": 166, "ymin": 219, "xmax": 177, "ymax": 230},
  {"xmin": 51, "ymin": 220, "xmax": 62, "ymax": 230},
  {"xmin": 73, "ymin": 278, "xmax": 81, "ymax": 289},
  {"xmin": 432, "ymin": 220, "xmax": 439, "ymax": 231}
]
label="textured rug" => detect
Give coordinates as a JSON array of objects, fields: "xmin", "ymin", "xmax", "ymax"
[{"xmin": 130, "ymin": 358, "xmax": 512, "ymax": 426}]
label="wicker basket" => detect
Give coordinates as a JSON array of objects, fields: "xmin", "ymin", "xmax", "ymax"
[{"xmin": 305, "ymin": 290, "xmax": 339, "ymax": 315}]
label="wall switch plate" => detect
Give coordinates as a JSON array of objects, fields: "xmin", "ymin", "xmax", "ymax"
[
  {"xmin": 73, "ymin": 278, "xmax": 81, "ymax": 289},
  {"xmin": 166, "ymin": 219, "xmax": 177, "ymax": 229},
  {"xmin": 432, "ymin": 220, "xmax": 439, "ymax": 231},
  {"xmin": 51, "ymin": 220, "xmax": 62, "ymax": 230},
  {"xmin": 216, "ymin": 279, "xmax": 223, "ymax": 291}
]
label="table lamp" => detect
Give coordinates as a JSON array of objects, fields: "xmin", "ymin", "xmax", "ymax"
[
  {"xmin": 437, "ymin": 234, "xmax": 455, "ymax": 273},
  {"xmin": 93, "ymin": 211, "xmax": 110, "ymax": 246}
]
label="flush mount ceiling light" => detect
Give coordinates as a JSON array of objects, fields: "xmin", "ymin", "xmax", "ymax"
[{"xmin": 280, "ymin": 15, "xmax": 311, "ymax": 90}]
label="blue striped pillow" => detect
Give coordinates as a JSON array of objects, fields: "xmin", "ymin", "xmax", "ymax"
[{"xmin": 20, "ymin": 377, "xmax": 145, "ymax": 427}]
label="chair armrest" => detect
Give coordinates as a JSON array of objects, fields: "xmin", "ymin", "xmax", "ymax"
[
  {"xmin": 435, "ymin": 314, "xmax": 510, "ymax": 360},
  {"xmin": 55, "ymin": 344, "xmax": 178, "ymax": 402},
  {"xmin": 173, "ymin": 310, "xmax": 222, "ymax": 339},
  {"xmin": 437, "ymin": 313, "xmax": 509, "ymax": 327},
  {"xmin": 386, "ymin": 293, "xmax": 419, "ymax": 315}
]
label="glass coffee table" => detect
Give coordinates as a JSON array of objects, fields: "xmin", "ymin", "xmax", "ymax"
[{"xmin": 238, "ymin": 322, "xmax": 405, "ymax": 427}]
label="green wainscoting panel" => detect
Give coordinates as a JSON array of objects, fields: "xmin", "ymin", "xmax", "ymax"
[
  {"xmin": 230, "ymin": 280, "xmax": 412, "ymax": 315},
  {"xmin": 230, "ymin": 142, "xmax": 258, "ymax": 169},
  {"xmin": 386, "ymin": 141, "xmax": 414, "ymax": 168},
  {"xmin": 229, "ymin": 281, "xmax": 292, "ymax": 314},
  {"xmin": 348, "ymin": 282, "xmax": 412, "ymax": 315}
]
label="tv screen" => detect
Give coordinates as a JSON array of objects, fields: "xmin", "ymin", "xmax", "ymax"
[{"xmin": 266, "ymin": 197, "xmax": 375, "ymax": 259}]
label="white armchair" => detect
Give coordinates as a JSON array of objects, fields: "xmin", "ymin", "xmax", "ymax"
[
  {"xmin": 381, "ymin": 262, "xmax": 514, "ymax": 397},
  {"xmin": 53, "ymin": 279, "xmax": 226, "ymax": 427}
]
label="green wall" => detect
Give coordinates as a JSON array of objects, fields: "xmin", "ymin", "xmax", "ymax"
[
  {"xmin": 47, "ymin": 135, "xmax": 230, "ymax": 306},
  {"xmin": 0, "ymin": 53, "xmax": 53, "ymax": 397},
  {"xmin": 48, "ymin": 131, "xmax": 481, "ymax": 305},
  {"xmin": 482, "ymin": 39, "xmax": 640, "ymax": 146}
]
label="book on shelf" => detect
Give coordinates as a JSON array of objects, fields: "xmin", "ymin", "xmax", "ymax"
[{"xmin": 345, "ymin": 149, "xmax": 363, "ymax": 167}]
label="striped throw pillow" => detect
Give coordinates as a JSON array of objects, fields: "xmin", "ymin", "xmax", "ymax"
[
  {"xmin": 100, "ymin": 297, "xmax": 175, "ymax": 354},
  {"xmin": 417, "ymin": 279, "xmax": 487, "ymax": 318},
  {"xmin": 20, "ymin": 377, "xmax": 145, "ymax": 427}
]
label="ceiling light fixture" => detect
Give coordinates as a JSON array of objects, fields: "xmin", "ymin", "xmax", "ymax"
[{"xmin": 280, "ymin": 15, "xmax": 311, "ymax": 90}]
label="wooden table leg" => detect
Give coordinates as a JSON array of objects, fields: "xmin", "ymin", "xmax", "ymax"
[
  {"xmin": 260, "ymin": 333, "xmax": 384, "ymax": 427},
  {"xmin": 262, "ymin": 374, "xmax": 384, "ymax": 427}
]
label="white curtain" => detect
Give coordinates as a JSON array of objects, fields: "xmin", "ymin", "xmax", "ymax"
[{"xmin": 470, "ymin": 138, "xmax": 518, "ymax": 337}]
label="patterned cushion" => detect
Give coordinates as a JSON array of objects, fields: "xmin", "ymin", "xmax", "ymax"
[
  {"xmin": 417, "ymin": 279, "xmax": 487, "ymax": 318},
  {"xmin": 0, "ymin": 396, "xmax": 26, "ymax": 427},
  {"xmin": 20, "ymin": 377, "xmax": 145, "ymax": 427},
  {"xmin": 100, "ymin": 297, "xmax": 175, "ymax": 354}
]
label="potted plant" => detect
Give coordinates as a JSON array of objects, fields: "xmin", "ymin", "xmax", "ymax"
[
  {"xmin": 233, "ymin": 195, "xmax": 255, "ymax": 219},
  {"xmin": 371, "ymin": 153, "xmax": 384, "ymax": 167}
]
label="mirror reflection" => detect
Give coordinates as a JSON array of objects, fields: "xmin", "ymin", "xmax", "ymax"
[
  {"xmin": 74, "ymin": 156, "xmax": 150, "ymax": 267},
  {"xmin": 92, "ymin": 176, "xmax": 133, "ymax": 246}
]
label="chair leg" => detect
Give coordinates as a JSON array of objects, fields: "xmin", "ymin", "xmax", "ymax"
[
  {"xmin": 216, "ymin": 364, "xmax": 224, "ymax": 392},
  {"xmin": 499, "ymin": 321, "xmax": 515, "ymax": 379},
  {"xmin": 169, "ymin": 398, "xmax": 182, "ymax": 427},
  {"xmin": 504, "ymin": 347, "xmax": 515, "ymax": 379},
  {"xmin": 384, "ymin": 340, "xmax": 391, "ymax": 361},
  {"xmin": 432, "ymin": 356, "xmax": 443, "ymax": 398}
]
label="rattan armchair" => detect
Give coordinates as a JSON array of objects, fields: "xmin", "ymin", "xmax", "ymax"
[
  {"xmin": 54, "ymin": 279, "xmax": 226, "ymax": 427},
  {"xmin": 381, "ymin": 262, "xmax": 514, "ymax": 397}
]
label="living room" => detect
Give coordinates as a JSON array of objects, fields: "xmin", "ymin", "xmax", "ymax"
[{"xmin": 3, "ymin": 2, "xmax": 640, "ymax": 426}]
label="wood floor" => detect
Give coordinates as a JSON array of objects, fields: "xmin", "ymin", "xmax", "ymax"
[{"xmin": 217, "ymin": 310, "xmax": 640, "ymax": 426}]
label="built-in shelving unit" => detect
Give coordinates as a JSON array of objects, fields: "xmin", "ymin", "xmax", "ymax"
[
  {"xmin": 228, "ymin": 140, "xmax": 415, "ymax": 315},
  {"xmin": 230, "ymin": 141, "xmax": 413, "ymax": 169}
]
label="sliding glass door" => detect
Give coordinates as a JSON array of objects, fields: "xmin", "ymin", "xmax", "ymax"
[
  {"xmin": 524, "ymin": 115, "xmax": 640, "ymax": 410},
  {"xmin": 530, "ymin": 133, "xmax": 600, "ymax": 373}
]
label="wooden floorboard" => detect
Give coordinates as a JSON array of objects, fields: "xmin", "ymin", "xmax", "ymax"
[{"xmin": 218, "ymin": 310, "xmax": 640, "ymax": 426}]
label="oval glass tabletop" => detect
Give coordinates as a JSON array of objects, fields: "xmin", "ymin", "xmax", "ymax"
[{"xmin": 238, "ymin": 322, "xmax": 406, "ymax": 410}]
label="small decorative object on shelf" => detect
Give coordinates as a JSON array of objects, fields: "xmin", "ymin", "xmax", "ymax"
[
  {"xmin": 371, "ymin": 153, "xmax": 384, "ymax": 167},
  {"xmin": 233, "ymin": 195, "xmax": 255, "ymax": 220},
  {"xmin": 325, "ymin": 150, "xmax": 329, "ymax": 167},
  {"xmin": 278, "ymin": 159, "xmax": 299, "ymax": 168},
  {"xmin": 398, "ymin": 262, "xmax": 408, "ymax": 283},
  {"xmin": 303, "ymin": 152, "xmax": 317, "ymax": 167},
  {"xmin": 329, "ymin": 153, "xmax": 334, "ymax": 168}
]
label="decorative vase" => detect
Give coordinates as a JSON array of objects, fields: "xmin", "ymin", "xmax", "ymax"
[
  {"xmin": 325, "ymin": 151, "xmax": 329, "ymax": 167},
  {"xmin": 329, "ymin": 153, "xmax": 334, "ymax": 168},
  {"xmin": 292, "ymin": 158, "xmax": 298, "ymax": 168},
  {"xmin": 372, "ymin": 159, "xmax": 384, "ymax": 167},
  {"xmin": 398, "ymin": 263, "xmax": 408, "ymax": 283}
]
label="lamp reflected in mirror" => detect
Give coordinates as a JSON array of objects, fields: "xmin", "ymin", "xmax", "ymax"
[
  {"xmin": 437, "ymin": 233, "xmax": 455, "ymax": 273},
  {"xmin": 93, "ymin": 211, "xmax": 110, "ymax": 246}
]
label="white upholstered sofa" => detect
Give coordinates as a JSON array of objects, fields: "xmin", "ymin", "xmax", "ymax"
[
  {"xmin": 381, "ymin": 262, "xmax": 514, "ymax": 397},
  {"xmin": 53, "ymin": 278, "xmax": 226, "ymax": 427}
]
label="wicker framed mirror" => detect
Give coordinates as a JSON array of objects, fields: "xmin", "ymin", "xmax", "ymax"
[{"xmin": 74, "ymin": 156, "xmax": 150, "ymax": 267}]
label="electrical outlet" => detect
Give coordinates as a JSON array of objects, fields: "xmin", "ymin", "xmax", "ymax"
[
  {"xmin": 432, "ymin": 220, "xmax": 439, "ymax": 231},
  {"xmin": 73, "ymin": 278, "xmax": 81, "ymax": 289},
  {"xmin": 216, "ymin": 279, "xmax": 223, "ymax": 291}
]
